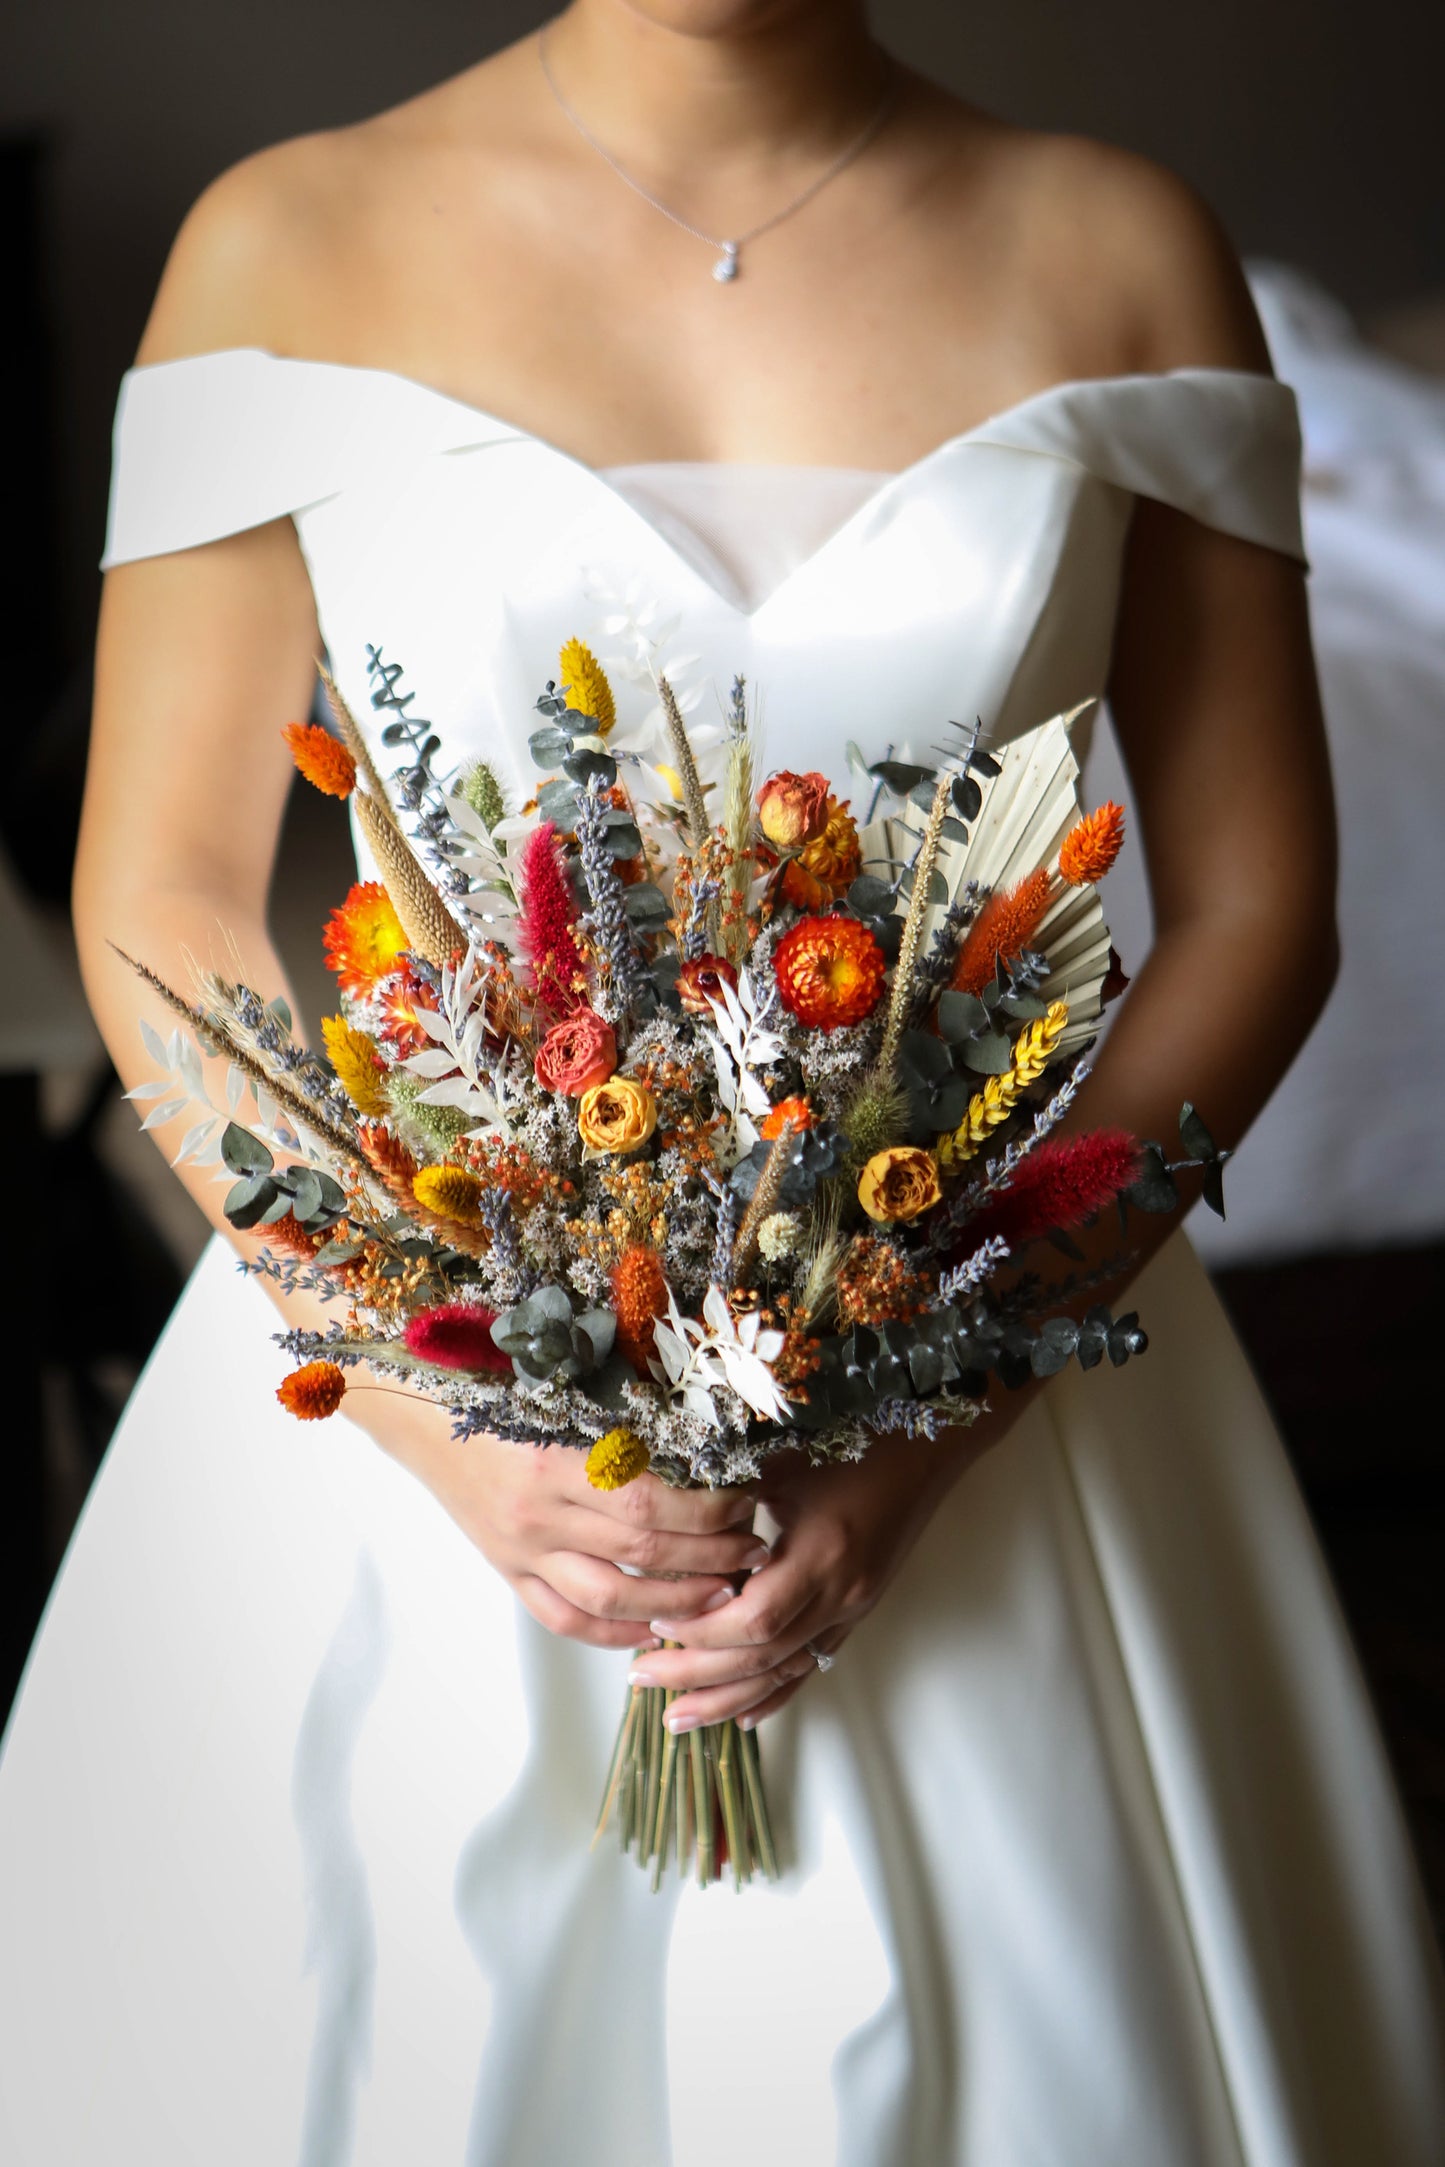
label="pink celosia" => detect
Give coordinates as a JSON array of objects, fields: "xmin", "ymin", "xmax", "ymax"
[
  {"xmin": 402, "ymin": 1302, "xmax": 512, "ymax": 1373},
  {"xmin": 965, "ymin": 1131, "xmax": 1141, "ymax": 1252},
  {"xmin": 517, "ymin": 822, "xmax": 585, "ymax": 1015}
]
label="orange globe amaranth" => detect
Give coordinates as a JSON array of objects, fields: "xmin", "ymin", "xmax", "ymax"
[
  {"xmin": 774, "ymin": 914, "xmax": 886, "ymax": 1031},
  {"xmin": 277, "ymin": 1361, "xmax": 347, "ymax": 1420}
]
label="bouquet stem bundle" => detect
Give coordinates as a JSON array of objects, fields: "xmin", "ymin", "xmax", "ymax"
[{"xmin": 595, "ymin": 1657, "xmax": 778, "ymax": 1890}]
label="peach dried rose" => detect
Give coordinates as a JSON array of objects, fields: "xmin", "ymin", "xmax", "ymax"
[
  {"xmin": 857, "ymin": 1146, "xmax": 943, "ymax": 1224},
  {"xmin": 757, "ymin": 770, "xmax": 830, "ymax": 849},
  {"xmin": 781, "ymin": 798, "xmax": 862, "ymax": 910},
  {"xmin": 676, "ymin": 954, "xmax": 739, "ymax": 1017},
  {"xmin": 577, "ymin": 1075, "xmax": 658, "ymax": 1156},
  {"xmin": 534, "ymin": 1008, "xmax": 618, "ymax": 1096}
]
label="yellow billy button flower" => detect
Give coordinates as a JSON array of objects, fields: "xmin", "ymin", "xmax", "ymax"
[
  {"xmin": 857, "ymin": 1146, "xmax": 943, "ymax": 1224},
  {"xmin": 577, "ymin": 1075, "xmax": 658, "ymax": 1156},
  {"xmin": 585, "ymin": 1426, "xmax": 651, "ymax": 1491},
  {"xmin": 412, "ymin": 1164, "xmax": 486, "ymax": 1227}
]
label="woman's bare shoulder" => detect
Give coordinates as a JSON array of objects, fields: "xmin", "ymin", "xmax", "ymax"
[
  {"xmin": 1000, "ymin": 124, "xmax": 1275, "ymax": 377},
  {"xmin": 133, "ymin": 42, "xmax": 533, "ymax": 370}
]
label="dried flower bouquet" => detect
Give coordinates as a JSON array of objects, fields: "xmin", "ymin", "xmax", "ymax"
[{"xmin": 124, "ymin": 636, "xmax": 1226, "ymax": 1888}]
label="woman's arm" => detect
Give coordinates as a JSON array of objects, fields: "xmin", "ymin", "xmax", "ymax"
[
  {"xmin": 78, "ymin": 157, "xmax": 758, "ymax": 1652},
  {"xmin": 644, "ymin": 160, "xmax": 1340, "ymax": 1732}
]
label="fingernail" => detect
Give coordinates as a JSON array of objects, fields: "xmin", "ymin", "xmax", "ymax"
[
  {"xmin": 738, "ymin": 1714, "xmax": 757, "ymax": 1731},
  {"xmin": 742, "ymin": 1546, "xmax": 771, "ymax": 1569},
  {"xmin": 668, "ymin": 1712, "xmax": 698, "ymax": 1735},
  {"xmin": 628, "ymin": 1668, "xmax": 658, "ymax": 1688},
  {"xmin": 701, "ymin": 1587, "xmax": 736, "ymax": 1612}
]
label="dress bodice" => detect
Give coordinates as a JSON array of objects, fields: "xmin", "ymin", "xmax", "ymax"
[{"xmin": 101, "ymin": 348, "xmax": 1305, "ymax": 799}]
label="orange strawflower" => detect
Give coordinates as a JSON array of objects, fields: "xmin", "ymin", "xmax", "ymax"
[
  {"xmin": 282, "ymin": 721, "xmax": 356, "ymax": 799},
  {"xmin": 1059, "ymin": 801, "xmax": 1126, "ymax": 886},
  {"xmin": 611, "ymin": 1244, "xmax": 670, "ymax": 1373},
  {"xmin": 775, "ymin": 915, "xmax": 886, "ymax": 1031},
  {"xmin": 277, "ymin": 1360, "xmax": 347, "ymax": 1420},
  {"xmin": 950, "ymin": 869, "xmax": 1053, "ymax": 996},
  {"xmin": 780, "ymin": 799, "xmax": 861, "ymax": 911},
  {"xmin": 761, "ymin": 1095, "xmax": 815, "ymax": 1139},
  {"xmin": 377, "ymin": 961, "xmax": 437, "ymax": 1056},
  {"xmin": 323, "ymin": 882, "xmax": 409, "ymax": 996}
]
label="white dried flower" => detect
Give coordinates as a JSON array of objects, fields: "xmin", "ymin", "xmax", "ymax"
[{"xmin": 757, "ymin": 1211, "xmax": 802, "ymax": 1264}]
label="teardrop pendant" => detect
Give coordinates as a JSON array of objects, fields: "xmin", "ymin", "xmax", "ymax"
[{"xmin": 712, "ymin": 242, "xmax": 740, "ymax": 284}]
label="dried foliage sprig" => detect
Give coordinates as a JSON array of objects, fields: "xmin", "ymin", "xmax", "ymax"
[
  {"xmin": 354, "ymin": 792, "xmax": 468, "ymax": 968},
  {"xmin": 731, "ymin": 1116, "xmax": 799, "ymax": 1284},
  {"xmin": 659, "ymin": 674, "xmax": 711, "ymax": 863},
  {"xmin": 574, "ymin": 774, "xmax": 648, "ymax": 1022},
  {"xmin": 878, "ymin": 773, "xmax": 953, "ymax": 1080}
]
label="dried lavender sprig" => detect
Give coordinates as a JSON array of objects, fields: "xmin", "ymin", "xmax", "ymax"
[
  {"xmin": 680, "ymin": 875, "xmax": 721, "ymax": 962},
  {"xmin": 933, "ymin": 1236, "xmax": 1012, "ymax": 1307},
  {"xmin": 706, "ymin": 1178, "xmax": 740, "ymax": 1292},
  {"xmin": 865, "ymin": 1399, "xmax": 952, "ymax": 1441},
  {"xmin": 240, "ymin": 1252, "xmax": 348, "ymax": 1301},
  {"xmin": 574, "ymin": 773, "xmax": 648, "ymax": 1022},
  {"xmin": 476, "ymin": 1187, "xmax": 531, "ymax": 1304},
  {"xmin": 206, "ymin": 975, "xmax": 356, "ymax": 1131},
  {"xmin": 992, "ymin": 1246, "xmax": 1140, "ymax": 1322},
  {"xmin": 909, "ymin": 886, "xmax": 983, "ymax": 1018}
]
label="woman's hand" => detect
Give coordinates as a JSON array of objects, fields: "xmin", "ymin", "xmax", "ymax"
[
  {"xmin": 347, "ymin": 1387, "xmax": 768, "ymax": 1650},
  {"xmin": 635, "ymin": 1413, "xmax": 1003, "ymax": 1732}
]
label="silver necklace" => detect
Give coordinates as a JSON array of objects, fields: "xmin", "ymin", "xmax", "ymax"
[{"xmin": 538, "ymin": 30, "xmax": 899, "ymax": 284}]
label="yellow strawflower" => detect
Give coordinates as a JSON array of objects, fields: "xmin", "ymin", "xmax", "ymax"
[
  {"xmin": 586, "ymin": 1426, "xmax": 651, "ymax": 1491},
  {"xmin": 935, "ymin": 1001, "xmax": 1070, "ymax": 1173},
  {"xmin": 321, "ymin": 1014, "xmax": 389, "ymax": 1118},
  {"xmin": 559, "ymin": 637, "xmax": 616, "ymax": 737}
]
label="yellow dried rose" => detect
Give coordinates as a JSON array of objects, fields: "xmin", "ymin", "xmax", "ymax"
[
  {"xmin": 857, "ymin": 1146, "xmax": 942, "ymax": 1224},
  {"xmin": 577, "ymin": 1075, "xmax": 658, "ymax": 1156}
]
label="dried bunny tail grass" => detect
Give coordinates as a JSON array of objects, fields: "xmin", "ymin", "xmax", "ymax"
[
  {"xmin": 935, "ymin": 1001, "xmax": 1070, "ymax": 1174},
  {"xmin": 611, "ymin": 1244, "xmax": 670, "ymax": 1373},
  {"xmin": 731, "ymin": 1116, "xmax": 798, "ymax": 1286},
  {"xmin": 353, "ymin": 792, "xmax": 468, "ymax": 969},
  {"xmin": 318, "ymin": 663, "xmax": 393, "ymax": 810},
  {"xmin": 658, "ymin": 675, "xmax": 711, "ymax": 860},
  {"xmin": 1059, "ymin": 801, "xmax": 1126, "ymax": 887},
  {"xmin": 559, "ymin": 637, "xmax": 617, "ymax": 736},
  {"xmin": 110, "ymin": 944, "xmax": 367, "ymax": 1168},
  {"xmin": 321, "ymin": 1015, "xmax": 389, "ymax": 1118},
  {"xmin": 879, "ymin": 773, "xmax": 952, "ymax": 1080}
]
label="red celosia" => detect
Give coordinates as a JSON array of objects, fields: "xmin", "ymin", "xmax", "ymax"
[
  {"xmin": 517, "ymin": 822, "xmax": 586, "ymax": 1015},
  {"xmin": 964, "ymin": 1130, "xmax": 1141, "ymax": 1251},
  {"xmin": 402, "ymin": 1302, "xmax": 512, "ymax": 1373}
]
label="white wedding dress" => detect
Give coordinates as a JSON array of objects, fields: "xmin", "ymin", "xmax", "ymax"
[{"xmin": 2, "ymin": 351, "xmax": 1442, "ymax": 2166}]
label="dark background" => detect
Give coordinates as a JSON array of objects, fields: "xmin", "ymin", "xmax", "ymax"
[{"xmin": 3, "ymin": 0, "xmax": 1443, "ymax": 1928}]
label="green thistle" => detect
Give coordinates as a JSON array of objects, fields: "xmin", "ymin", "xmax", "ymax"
[
  {"xmin": 839, "ymin": 1073, "xmax": 908, "ymax": 1173},
  {"xmin": 384, "ymin": 1070, "xmax": 473, "ymax": 1158}
]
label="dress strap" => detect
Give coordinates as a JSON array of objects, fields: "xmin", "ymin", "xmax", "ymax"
[
  {"xmin": 99, "ymin": 349, "xmax": 522, "ymax": 569},
  {"xmin": 969, "ymin": 368, "xmax": 1306, "ymax": 564}
]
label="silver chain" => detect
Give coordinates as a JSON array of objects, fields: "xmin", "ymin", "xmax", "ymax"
[{"xmin": 538, "ymin": 28, "xmax": 899, "ymax": 283}]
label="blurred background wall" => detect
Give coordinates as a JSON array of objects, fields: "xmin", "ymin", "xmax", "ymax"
[{"xmin": 2, "ymin": 0, "xmax": 1443, "ymax": 1919}]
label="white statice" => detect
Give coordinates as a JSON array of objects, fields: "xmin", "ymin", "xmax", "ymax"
[{"xmin": 649, "ymin": 1285, "xmax": 790, "ymax": 1429}]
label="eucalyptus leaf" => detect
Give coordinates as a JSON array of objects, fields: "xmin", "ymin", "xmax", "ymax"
[
  {"xmin": 1178, "ymin": 1102, "xmax": 1218, "ymax": 1163},
  {"xmin": 622, "ymin": 883, "xmax": 670, "ymax": 926},
  {"xmin": 528, "ymin": 724, "xmax": 574, "ymax": 768},
  {"xmin": 868, "ymin": 759, "xmax": 934, "ymax": 796},
  {"xmin": 847, "ymin": 874, "xmax": 896, "ymax": 919},
  {"xmin": 950, "ymin": 773, "xmax": 983, "ymax": 820},
  {"xmin": 224, "ymin": 1172, "xmax": 279, "ymax": 1229},
  {"xmin": 563, "ymin": 746, "xmax": 617, "ymax": 789},
  {"xmin": 537, "ymin": 778, "xmax": 580, "ymax": 826},
  {"xmin": 936, "ymin": 991, "xmax": 989, "ymax": 1043},
  {"xmin": 959, "ymin": 1031, "xmax": 1013, "ymax": 1075},
  {"xmin": 221, "ymin": 1123, "xmax": 274, "ymax": 1178},
  {"xmin": 601, "ymin": 819, "xmax": 643, "ymax": 859}
]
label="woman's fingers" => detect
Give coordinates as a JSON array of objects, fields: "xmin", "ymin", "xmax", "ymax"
[
  {"xmin": 649, "ymin": 1553, "xmax": 813, "ymax": 1652},
  {"xmin": 513, "ymin": 1573, "xmax": 654, "ymax": 1651},
  {"xmin": 578, "ymin": 1468, "xmax": 759, "ymax": 1537},
  {"xmin": 560, "ymin": 1503, "xmax": 770, "ymax": 1580},
  {"xmin": 659, "ymin": 1644, "xmax": 822, "ymax": 1732},
  {"xmin": 542, "ymin": 1550, "xmax": 739, "ymax": 1625}
]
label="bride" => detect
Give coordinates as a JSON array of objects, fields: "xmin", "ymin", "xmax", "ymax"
[{"xmin": 3, "ymin": 2, "xmax": 1442, "ymax": 2160}]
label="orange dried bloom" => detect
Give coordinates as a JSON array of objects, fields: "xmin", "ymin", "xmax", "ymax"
[
  {"xmin": 775, "ymin": 915, "xmax": 886, "ymax": 1031},
  {"xmin": 256, "ymin": 1210, "xmax": 323, "ymax": 1261},
  {"xmin": 277, "ymin": 1360, "xmax": 347, "ymax": 1420},
  {"xmin": 780, "ymin": 799, "xmax": 862, "ymax": 911},
  {"xmin": 376, "ymin": 962, "xmax": 437, "ymax": 1057},
  {"xmin": 324, "ymin": 882, "xmax": 409, "ymax": 997},
  {"xmin": 950, "ymin": 868, "xmax": 1053, "ymax": 996},
  {"xmin": 1059, "ymin": 801, "xmax": 1126, "ymax": 886},
  {"xmin": 761, "ymin": 1095, "xmax": 815, "ymax": 1139},
  {"xmin": 835, "ymin": 1237, "xmax": 936, "ymax": 1329},
  {"xmin": 282, "ymin": 721, "xmax": 356, "ymax": 799},
  {"xmin": 357, "ymin": 1121, "xmax": 419, "ymax": 1193},
  {"xmin": 611, "ymin": 1244, "xmax": 670, "ymax": 1373}
]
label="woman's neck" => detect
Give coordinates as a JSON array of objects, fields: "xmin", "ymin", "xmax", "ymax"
[{"xmin": 540, "ymin": 1, "xmax": 892, "ymax": 186}]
